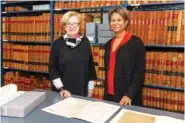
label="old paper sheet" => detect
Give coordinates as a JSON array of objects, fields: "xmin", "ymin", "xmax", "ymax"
[
  {"xmin": 109, "ymin": 109, "xmax": 184, "ymax": 123},
  {"xmin": 42, "ymin": 97, "xmax": 120, "ymax": 123}
]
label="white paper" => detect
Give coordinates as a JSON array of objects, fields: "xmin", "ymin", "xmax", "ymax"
[
  {"xmin": 42, "ymin": 97, "xmax": 120, "ymax": 123},
  {"xmin": 154, "ymin": 116, "xmax": 184, "ymax": 123},
  {"xmin": 109, "ymin": 109, "xmax": 184, "ymax": 123}
]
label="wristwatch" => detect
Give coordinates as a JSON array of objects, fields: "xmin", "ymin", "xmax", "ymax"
[{"xmin": 58, "ymin": 87, "xmax": 65, "ymax": 92}]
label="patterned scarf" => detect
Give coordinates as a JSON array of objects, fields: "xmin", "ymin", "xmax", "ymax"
[{"xmin": 63, "ymin": 34, "xmax": 82, "ymax": 48}]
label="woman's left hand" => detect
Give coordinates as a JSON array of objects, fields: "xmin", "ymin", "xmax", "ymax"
[{"xmin": 119, "ymin": 96, "xmax": 132, "ymax": 105}]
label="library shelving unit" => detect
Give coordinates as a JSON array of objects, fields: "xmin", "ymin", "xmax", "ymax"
[
  {"xmin": 1, "ymin": 0, "xmax": 184, "ymax": 113},
  {"xmin": 127, "ymin": 1, "xmax": 184, "ymax": 113},
  {"xmin": 1, "ymin": 1, "xmax": 53, "ymax": 90}
]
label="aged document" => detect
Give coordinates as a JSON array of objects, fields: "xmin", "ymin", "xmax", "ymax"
[
  {"xmin": 42, "ymin": 97, "xmax": 120, "ymax": 123},
  {"xmin": 109, "ymin": 109, "xmax": 184, "ymax": 123}
]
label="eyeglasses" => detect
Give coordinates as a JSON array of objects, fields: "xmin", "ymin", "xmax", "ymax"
[{"xmin": 65, "ymin": 23, "xmax": 80, "ymax": 27}]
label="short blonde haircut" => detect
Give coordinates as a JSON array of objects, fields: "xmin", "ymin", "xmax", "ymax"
[
  {"xmin": 61, "ymin": 11, "xmax": 81, "ymax": 25},
  {"xmin": 108, "ymin": 7, "xmax": 130, "ymax": 28}
]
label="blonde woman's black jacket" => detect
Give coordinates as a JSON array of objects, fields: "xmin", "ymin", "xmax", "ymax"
[
  {"xmin": 49, "ymin": 36, "xmax": 97, "ymax": 96},
  {"xmin": 104, "ymin": 35, "xmax": 146, "ymax": 106}
]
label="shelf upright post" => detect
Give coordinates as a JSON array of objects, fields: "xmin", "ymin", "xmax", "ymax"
[
  {"xmin": 1, "ymin": 1, "xmax": 4, "ymax": 87},
  {"xmin": 49, "ymin": 1, "xmax": 56, "ymax": 91},
  {"xmin": 50, "ymin": 1, "xmax": 54, "ymax": 46},
  {"xmin": 123, "ymin": 0, "xmax": 128, "ymax": 8}
]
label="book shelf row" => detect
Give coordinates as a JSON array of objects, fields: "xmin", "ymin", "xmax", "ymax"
[
  {"xmin": 3, "ymin": 43, "xmax": 184, "ymax": 90},
  {"xmin": 3, "ymin": 43, "xmax": 50, "ymax": 72},
  {"xmin": 129, "ymin": 10, "xmax": 184, "ymax": 45},
  {"xmin": 54, "ymin": 1, "xmax": 123, "ymax": 10},
  {"xmin": 143, "ymin": 87, "xmax": 184, "ymax": 113},
  {"xmin": 145, "ymin": 52, "xmax": 184, "ymax": 89},
  {"xmin": 2, "ymin": 10, "xmax": 184, "ymax": 46},
  {"xmin": 4, "ymin": 71, "xmax": 51, "ymax": 91},
  {"xmin": 2, "ymin": 13, "xmax": 50, "ymax": 42}
]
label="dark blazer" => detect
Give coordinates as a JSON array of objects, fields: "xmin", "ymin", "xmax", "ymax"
[
  {"xmin": 104, "ymin": 35, "xmax": 146, "ymax": 106},
  {"xmin": 49, "ymin": 36, "xmax": 97, "ymax": 96}
]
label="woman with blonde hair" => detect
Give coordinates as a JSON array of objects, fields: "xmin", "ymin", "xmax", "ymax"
[
  {"xmin": 49, "ymin": 11, "xmax": 96, "ymax": 98},
  {"xmin": 104, "ymin": 7, "xmax": 146, "ymax": 106}
]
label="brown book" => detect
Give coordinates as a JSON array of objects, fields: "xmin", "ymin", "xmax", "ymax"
[
  {"xmin": 93, "ymin": 81, "xmax": 98, "ymax": 98},
  {"xmin": 172, "ymin": 10, "xmax": 176, "ymax": 45},
  {"xmin": 177, "ymin": 53, "xmax": 184, "ymax": 88},
  {"xmin": 159, "ymin": 89, "xmax": 164, "ymax": 109},
  {"xmin": 180, "ymin": 92, "xmax": 184, "ymax": 112},
  {"xmin": 147, "ymin": 11, "xmax": 153, "ymax": 44},
  {"xmin": 34, "ymin": 16, "xmax": 38, "ymax": 41},
  {"xmin": 171, "ymin": 53, "xmax": 177, "ymax": 87},
  {"xmin": 146, "ymin": 88, "xmax": 150, "ymax": 107},
  {"xmin": 153, "ymin": 11, "xmax": 157, "ymax": 45},
  {"xmin": 146, "ymin": 52, "xmax": 150, "ymax": 84},
  {"xmin": 175, "ymin": 10, "xmax": 183, "ymax": 45},
  {"xmin": 180, "ymin": 11, "xmax": 184, "ymax": 45},
  {"xmin": 157, "ymin": 52, "xmax": 162, "ymax": 85},
  {"xmin": 22, "ymin": 16, "xmax": 26, "ymax": 41},
  {"xmin": 164, "ymin": 90, "xmax": 169, "ymax": 110},
  {"xmin": 76, "ymin": 1, "xmax": 80, "ymax": 8},
  {"xmin": 142, "ymin": 87, "xmax": 147, "ymax": 106},
  {"xmin": 167, "ymin": 53, "xmax": 172, "ymax": 86},
  {"xmin": 149, "ymin": 88, "xmax": 153, "ymax": 107},
  {"xmin": 150, "ymin": 52, "xmax": 154, "ymax": 85},
  {"xmin": 129, "ymin": 11, "xmax": 133, "ymax": 34},
  {"xmin": 32, "ymin": 16, "xmax": 36, "ymax": 41},
  {"xmin": 27, "ymin": 16, "xmax": 30, "ymax": 41},
  {"xmin": 180, "ymin": 53, "xmax": 184, "ymax": 88},
  {"xmin": 158, "ymin": 11, "xmax": 164, "ymax": 45},
  {"xmin": 166, "ymin": 90, "xmax": 171, "ymax": 111},
  {"xmin": 54, "ymin": 1, "xmax": 58, "ymax": 9},
  {"xmin": 132, "ymin": 12, "xmax": 136, "ymax": 35},
  {"xmin": 20, "ymin": 45, "xmax": 23, "ymax": 69},
  {"xmin": 176, "ymin": 92, "xmax": 180, "ymax": 112},
  {"xmin": 173, "ymin": 91, "xmax": 178, "ymax": 112},
  {"xmin": 161, "ymin": 53, "xmax": 166, "ymax": 86},
  {"xmin": 2, "ymin": 17, "xmax": 6, "ymax": 40},
  {"xmin": 162, "ymin": 11, "xmax": 168, "ymax": 45},
  {"xmin": 140, "ymin": 11, "xmax": 145, "ymax": 43},
  {"xmin": 137, "ymin": 11, "xmax": 141, "ymax": 38},
  {"xmin": 25, "ymin": 45, "xmax": 29, "ymax": 70},
  {"xmin": 144, "ymin": 11, "xmax": 150, "ymax": 45},
  {"xmin": 156, "ymin": 89, "xmax": 160, "ymax": 109},
  {"xmin": 135, "ymin": 11, "xmax": 138, "ymax": 36},
  {"xmin": 152, "ymin": 88, "xmax": 156, "ymax": 108},
  {"xmin": 153, "ymin": 52, "xmax": 158, "ymax": 85}
]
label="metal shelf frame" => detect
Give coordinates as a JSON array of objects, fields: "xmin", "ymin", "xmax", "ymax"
[{"xmin": 3, "ymin": 67, "xmax": 49, "ymax": 75}]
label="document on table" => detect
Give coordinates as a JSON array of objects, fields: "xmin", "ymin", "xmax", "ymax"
[
  {"xmin": 42, "ymin": 97, "xmax": 120, "ymax": 123},
  {"xmin": 109, "ymin": 109, "xmax": 184, "ymax": 123}
]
